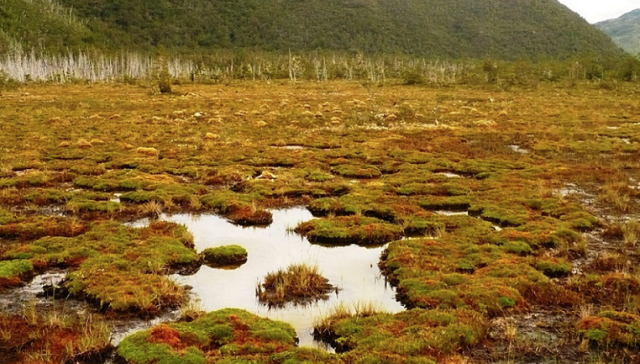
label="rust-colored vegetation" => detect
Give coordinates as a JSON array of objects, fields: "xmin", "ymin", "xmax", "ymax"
[
  {"xmin": 0, "ymin": 304, "xmax": 111, "ymax": 364},
  {"xmin": 0, "ymin": 77, "xmax": 639, "ymax": 363},
  {"xmin": 117, "ymin": 308, "xmax": 300, "ymax": 363}
]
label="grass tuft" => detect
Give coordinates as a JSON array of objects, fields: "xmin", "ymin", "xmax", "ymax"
[{"xmin": 256, "ymin": 263, "xmax": 334, "ymax": 307}]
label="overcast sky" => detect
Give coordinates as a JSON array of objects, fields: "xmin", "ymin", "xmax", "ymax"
[{"xmin": 557, "ymin": 0, "xmax": 639, "ymax": 23}]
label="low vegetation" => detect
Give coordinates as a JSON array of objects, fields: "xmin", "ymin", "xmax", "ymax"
[
  {"xmin": 0, "ymin": 75, "xmax": 638, "ymax": 362},
  {"xmin": 0, "ymin": 302, "xmax": 112, "ymax": 363},
  {"xmin": 295, "ymin": 216, "xmax": 404, "ymax": 245},
  {"xmin": 0, "ymin": 259, "xmax": 33, "ymax": 288},
  {"xmin": 117, "ymin": 308, "xmax": 299, "ymax": 364},
  {"xmin": 256, "ymin": 264, "xmax": 334, "ymax": 307},
  {"xmin": 201, "ymin": 245, "xmax": 248, "ymax": 267},
  {"xmin": 2, "ymin": 220, "xmax": 199, "ymax": 314},
  {"xmin": 314, "ymin": 305, "xmax": 487, "ymax": 362}
]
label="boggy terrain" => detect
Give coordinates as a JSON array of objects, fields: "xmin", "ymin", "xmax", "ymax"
[{"xmin": 0, "ymin": 80, "xmax": 640, "ymax": 363}]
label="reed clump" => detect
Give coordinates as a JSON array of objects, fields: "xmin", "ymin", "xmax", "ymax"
[
  {"xmin": 256, "ymin": 263, "xmax": 334, "ymax": 307},
  {"xmin": 0, "ymin": 306, "xmax": 112, "ymax": 364}
]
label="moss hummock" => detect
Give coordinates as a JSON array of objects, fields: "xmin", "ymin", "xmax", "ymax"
[
  {"xmin": 294, "ymin": 216, "xmax": 403, "ymax": 245},
  {"xmin": 578, "ymin": 311, "xmax": 640, "ymax": 348},
  {"xmin": 117, "ymin": 308, "xmax": 297, "ymax": 364},
  {"xmin": 314, "ymin": 307, "xmax": 487, "ymax": 362},
  {"xmin": 200, "ymin": 191, "xmax": 273, "ymax": 226},
  {"xmin": 0, "ymin": 259, "xmax": 34, "ymax": 289},
  {"xmin": 2, "ymin": 220, "xmax": 199, "ymax": 314},
  {"xmin": 201, "ymin": 245, "xmax": 248, "ymax": 267}
]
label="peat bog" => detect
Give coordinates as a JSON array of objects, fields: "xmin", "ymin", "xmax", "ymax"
[{"xmin": 0, "ymin": 81, "xmax": 640, "ymax": 363}]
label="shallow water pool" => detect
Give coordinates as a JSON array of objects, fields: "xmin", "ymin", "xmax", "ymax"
[{"xmin": 159, "ymin": 207, "xmax": 404, "ymax": 348}]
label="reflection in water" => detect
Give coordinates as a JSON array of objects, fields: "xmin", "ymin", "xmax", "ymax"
[
  {"xmin": 164, "ymin": 208, "xmax": 405, "ymax": 349},
  {"xmin": 435, "ymin": 210, "xmax": 469, "ymax": 216},
  {"xmin": 436, "ymin": 172, "xmax": 463, "ymax": 178}
]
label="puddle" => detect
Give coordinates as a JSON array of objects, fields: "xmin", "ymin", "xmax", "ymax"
[
  {"xmin": 0, "ymin": 271, "xmax": 67, "ymax": 310},
  {"xmin": 509, "ymin": 145, "xmax": 529, "ymax": 154},
  {"xmin": 110, "ymin": 193, "xmax": 122, "ymax": 203},
  {"xmin": 555, "ymin": 183, "xmax": 580, "ymax": 198},
  {"xmin": 270, "ymin": 145, "xmax": 305, "ymax": 150},
  {"xmin": 125, "ymin": 218, "xmax": 151, "ymax": 228},
  {"xmin": 435, "ymin": 210, "xmax": 469, "ymax": 216},
  {"xmin": 110, "ymin": 311, "xmax": 180, "ymax": 346},
  {"xmin": 34, "ymin": 205, "xmax": 65, "ymax": 216},
  {"xmin": 621, "ymin": 138, "xmax": 631, "ymax": 144},
  {"xmin": 14, "ymin": 169, "xmax": 36, "ymax": 176},
  {"xmin": 607, "ymin": 126, "xmax": 620, "ymax": 130},
  {"xmin": 553, "ymin": 183, "xmax": 596, "ymax": 208},
  {"xmin": 137, "ymin": 208, "xmax": 404, "ymax": 349},
  {"xmin": 3, "ymin": 209, "xmax": 403, "ymax": 352},
  {"xmin": 436, "ymin": 172, "xmax": 463, "ymax": 178}
]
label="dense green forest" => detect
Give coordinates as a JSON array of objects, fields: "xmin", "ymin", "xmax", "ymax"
[
  {"xmin": 597, "ymin": 9, "xmax": 640, "ymax": 55},
  {"xmin": 0, "ymin": 0, "xmax": 625, "ymax": 60}
]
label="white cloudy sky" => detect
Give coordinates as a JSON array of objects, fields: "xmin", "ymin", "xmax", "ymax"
[{"xmin": 557, "ymin": 0, "xmax": 639, "ymax": 23}]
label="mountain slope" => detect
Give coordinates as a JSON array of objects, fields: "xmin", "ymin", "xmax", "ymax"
[
  {"xmin": 597, "ymin": 9, "xmax": 640, "ymax": 54},
  {"xmin": 1, "ymin": 0, "xmax": 624, "ymax": 59},
  {"xmin": 0, "ymin": 0, "xmax": 103, "ymax": 53}
]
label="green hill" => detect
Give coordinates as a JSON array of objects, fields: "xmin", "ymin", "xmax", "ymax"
[
  {"xmin": 0, "ymin": 0, "xmax": 101, "ymax": 53},
  {"xmin": 597, "ymin": 9, "xmax": 640, "ymax": 55},
  {"xmin": 0, "ymin": 0, "xmax": 624, "ymax": 59}
]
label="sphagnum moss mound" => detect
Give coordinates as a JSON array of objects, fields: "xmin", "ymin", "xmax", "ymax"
[
  {"xmin": 117, "ymin": 308, "xmax": 299, "ymax": 364},
  {"xmin": 1, "ymin": 220, "xmax": 200, "ymax": 314},
  {"xmin": 294, "ymin": 216, "xmax": 404, "ymax": 245},
  {"xmin": 201, "ymin": 245, "xmax": 248, "ymax": 267},
  {"xmin": 313, "ymin": 306, "xmax": 487, "ymax": 361}
]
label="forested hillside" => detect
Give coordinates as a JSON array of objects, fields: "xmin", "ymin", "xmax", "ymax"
[
  {"xmin": 0, "ymin": 0, "xmax": 100, "ymax": 53},
  {"xmin": 0, "ymin": 0, "xmax": 624, "ymax": 59},
  {"xmin": 597, "ymin": 9, "xmax": 640, "ymax": 55}
]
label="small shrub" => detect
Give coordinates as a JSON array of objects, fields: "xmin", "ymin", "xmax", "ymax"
[
  {"xmin": 156, "ymin": 60, "xmax": 172, "ymax": 94},
  {"xmin": 402, "ymin": 71, "xmax": 424, "ymax": 85},
  {"xmin": 0, "ymin": 71, "xmax": 19, "ymax": 94}
]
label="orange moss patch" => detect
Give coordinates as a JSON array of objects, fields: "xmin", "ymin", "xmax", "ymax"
[
  {"xmin": 0, "ymin": 217, "xmax": 87, "ymax": 240},
  {"xmin": 0, "ymin": 312, "xmax": 110, "ymax": 364},
  {"xmin": 572, "ymin": 273, "xmax": 640, "ymax": 308},
  {"xmin": 148, "ymin": 324, "xmax": 187, "ymax": 350},
  {"xmin": 578, "ymin": 311, "xmax": 640, "ymax": 349},
  {"xmin": 0, "ymin": 276, "xmax": 22, "ymax": 289},
  {"xmin": 118, "ymin": 308, "xmax": 298, "ymax": 363}
]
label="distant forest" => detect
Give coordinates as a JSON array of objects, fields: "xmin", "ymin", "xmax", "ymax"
[{"xmin": 0, "ymin": 0, "xmax": 625, "ymax": 60}]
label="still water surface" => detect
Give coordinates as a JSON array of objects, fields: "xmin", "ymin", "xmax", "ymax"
[{"xmin": 159, "ymin": 207, "xmax": 404, "ymax": 348}]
